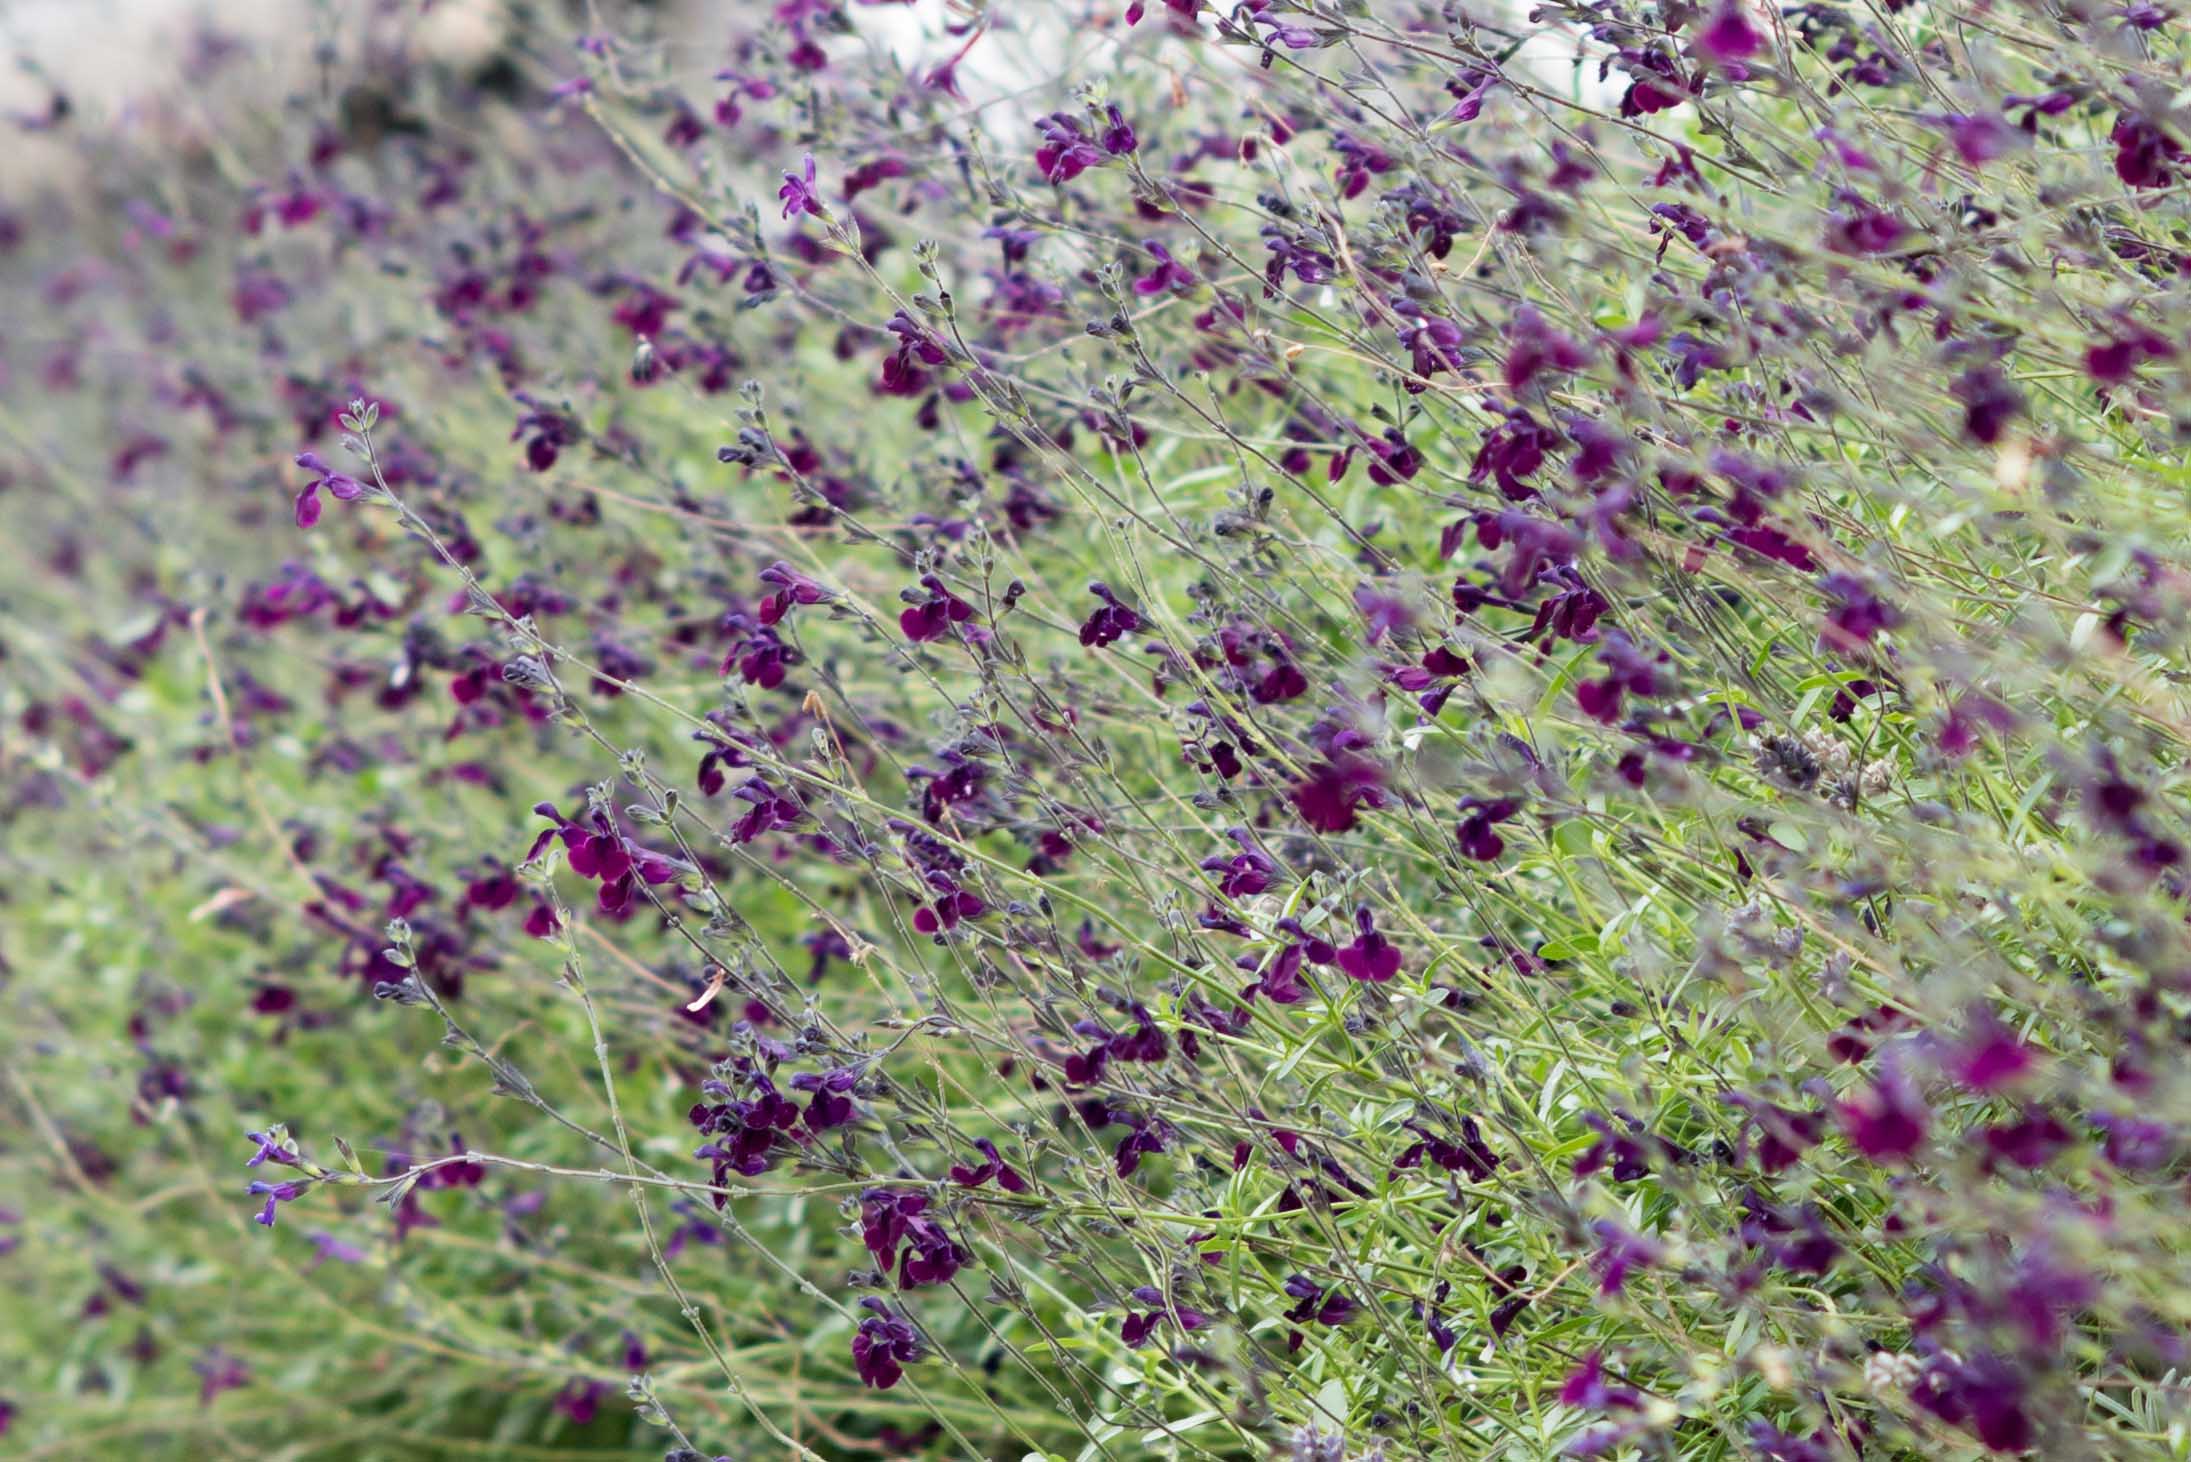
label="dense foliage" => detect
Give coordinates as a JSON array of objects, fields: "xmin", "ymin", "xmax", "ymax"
[{"xmin": 8, "ymin": 0, "xmax": 2191, "ymax": 1456}]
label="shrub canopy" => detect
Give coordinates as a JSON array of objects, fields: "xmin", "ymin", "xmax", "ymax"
[{"xmin": 8, "ymin": 1, "xmax": 2191, "ymax": 1458}]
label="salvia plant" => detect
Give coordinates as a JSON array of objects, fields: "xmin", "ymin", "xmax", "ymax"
[{"xmin": 6, "ymin": 0, "xmax": 2191, "ymax": 1456}]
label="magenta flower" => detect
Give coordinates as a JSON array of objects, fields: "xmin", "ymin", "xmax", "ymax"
[
  {"xmin": 779, "ymin": 153, "xmax": 825, "ymax": 218},
  {"xmin": 1132, "ymin": 243, "xmax": 1197, "ymax": 295},
  {"xmin": 1696, "ymin": 1, "xmax": 1764, "ymax": 62},
  {"xmin": 291, "ymin": 452, "xmax": 364, "ymax": 529},
  {"xmin": 1824, "ymin": 199, "xmax": 1905, "ymax": 255},
  {"xmin": 1837, "ymin": 1056, "xmax": 1929, "ymax": 1162},
  {"xmin": 1950, "ymin": 1012, "xmax": 2034, "ymax": 1092},
  {"xmin": 1034, "ymin": 113, "xmax": 1106, "ymax": 183}
]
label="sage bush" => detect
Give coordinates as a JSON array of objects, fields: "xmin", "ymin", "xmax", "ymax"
[{"xmin": 6, "ymin": 0, "xmax": 2191, "ymax": 1457}]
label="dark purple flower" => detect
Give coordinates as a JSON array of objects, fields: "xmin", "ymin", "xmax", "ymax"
[
  {"xmin": 1280, "ymin": 1274, "xmax": 1358, "ymax": 1347},
  {"xmin": 1952, "ymin": 365, "xmax": 2023, "ymax": 445},
  {"xmin": 790, "ymin": 1065, "xmax": 860, "ymax": 1131},
  {"xmin": 1503, "ymin": 307, "xmax": 1590, "ymax": 393},
  {"xmin": 1951, "ymin": 1011, "xmax": 2033, "ymax": 1092},
  {"xmin": 900, "ymin": 575, "xmax": 976, "ymax": 642},
  {"xmin": 949, "ymin": 1137, "xmax": 1029, "ymax": 1193},
  {"xmin": 1837, "ymin": 1056, "xmax": 1928, "ymax": 1162},
  {"xmin": 1469, "ymin": 408, "xmax": 1561, "ymax": 500},
  {"xmin": 859, "ymin": 1189, "xmax": 966, "ymax": 1288},
  {"xmin": 1825, "ymin": 199, "xmax": 1906, "ymax": 255},
  {"xmin": 1202, "ymin": 828, "xmax": 1277, "ymax": 898},
  {"xmin": 1100, "ymin": 104, "xmax": 1138, "ymax": 156},
  {"xmin": 756, "ymin": 561, "xmax": 835, "ymax": 624},
  {"xmin": 914, "ymin": 887, "xmax": 986, "ymax": 934},
  {"xmin": 1696, "ymin": 2, "xmax": 1764, "ymax": 63},
  {"xmin": 1456, "ymin": 796, "xmax": 1520, "ymax": 861},
  {"xmin": 194, "ymin": 1347, "xmax": 249, "ymax": 1406},
  {"xmin": 1079, "ymin": 582, "xmax": 1143, "ymax": 647},
  {"xmin": 1940, "ymin": 112, "xmax": 2021, "ymax": 167},
  {"xmin": 291, "ymin": 451, "xmax": 365, "ymax": 529},
  {"xmin": 851, "ymin": 1299, "xmax": 923, "ymax": 1388},
  {"xmin": 1590, "ymin": 1220, "xmax": 1661, "ymax": 1295},
  {"xmin": 511, "ymin": 400, "xmax": 579, "ymax": 472},
  {"xmin": 2113, "ymin": 113, "xmax": 2186, "ymax": 189},
  {"xmin": 1332, "ymin": 906, "xmax": 1402, "ymax": 982},
  {"xmin": 779, "ymin": 153, "xmax": 825, "ymax": 218},
  {"xmin": 1291, "ymin": 755, "xmax": 1387, "ymax": 834},
  {"xmin": 552, "ymin": 1378, "xmax": 606, "ymax": 1426},
  {"xmin": 1120, "ymin": 1286, "xmax": 1209, "ymax": 1347},
  {"xmin": 1560, "ymin": 1351, "xmax": 1641, "ymax": 1411},
  {"xmin": 1575, "ymin": 631, "xmax": 1663, "ymax": 724},
  {"xmin": 2084, "ymin": 328, "xmax": 2174, "ymax": 385},
  {"xmin": 1035, "ymin": 113, "xmax": 1105, "ymax": 183}
]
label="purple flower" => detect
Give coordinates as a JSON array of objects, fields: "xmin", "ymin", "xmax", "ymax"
[
  {"xmin": 1940, "ymin": 112, "xmax": 2021, "ymax": 167},
  {"xmin": 291, "ymin": 451, "xmax": 365, "ymax": 529},
  {"xmin": 1279, "ymin": 1274, "xmax": 1357, "ymax": 1349},
  {"xmin": 1332, "ymin": 906, "xmax": 1402, "ymax": 982},
  {"xmin": 900, "ymin": 575, "xmax": 976, "ymax": 642},
  {"xmin": 552, "ymin": 1378, "xmax": 607, "ymax": 1426},
  {"xmin": 1100, "ymin": 104, "xmax": 1138, "ymax": 156},
  {"xmin": 1589, "ymin": 1220, "xmax": 1661, "ymax": 1295},
  {"xmin": 2113, "ymin": 113, "xmax": 2186, "ymax": 189},
  {"xmin": 1456, "ymin": 796, "xmax": 1520, "ymax": 861},
  {"xmin": 1837, "ymin": 1056, "xmax": 1929, "ymax": 1162},
  {"xmin": 244, "ymin": 1130, "xmax": 300, "ymax": 1169},
  {"xmin": 1201, "ymin": 828, "xmax": 1276, "ymax": 898},
  {"xmin": 789, "ymin": 1065, "xmax": 860, "ymax": 1131},
  {"xmin": 1952, "ymin": 365, "xmax": 2023, "ymax": 445},
  {"xmin": 851, "ymin": 1299, "xmax": 923, "ymax": 1389},
  {"xmin": 1696, "ymin": 2, "xmax": 1764, "ymax": 63},
  {"xmin": 1353, "ymin": 585, "xmax": 1413, "ymax": 645},
  {"xmin": 1560, "ymin": 1350, "xmax": 1641, "ymax": 1411},
  {"xmin": 1079, "ymin": 582, "xmax": 1143, "ymax": 647},
  {"xmin": 1133, "ymin": 243, "xmax": 1197, "ymax": 296},
  {"xmin": 1951, "ymin": 1011, "xmax": 2033, "ymax": 1092},
  {"xmin": 914, "ymin": 887, "xmax": 986, "ymax": 935},
  {"xmin": 510, "ymin": 400, "xmax": 579, "ymax": 472},
  {"xmin": 2084, "ymin": 328, "xmax": 2173, "ymax": 385},
  {"xmin": 1825, "ymin": 199, "xmax": 1905, "ymax": 255},
  {"xmin": 1817, "ymin": 572, "xmax": 1900, "ymax": 652},
  {"xmin": 859, "ymin": 1189, "xmax": 966, "ymax": 1288},
  {"xmin": 246, "ymin": 1180, "xmax": 304, "ymax": 1227},
  {"xmin": 1291, "ymin": 755, "xmax": 1387, "ymax": 834},
  {"xmin": 1034, "ymin": 113, "xmax": 1106, "ymax": 183},
  {"xmin": 948, "ymin": 1138, "xmax": 1029, "ymax": 1193},
  {"xmin": 1498, "ymin": 306, "xmax": 1586, "ymax": 394},
  {"xmin": 1469, "ymin": 407, "xmax": 1561, "ymax": 500},
  {"xmin": 1120, "ymin": 1286, "xmax": 1209, "ymax": 1347},
  {"xmin": 756, "ymin": 561, "xmax": 835, "ymax": 624},
  {"xmin": 194, "ymin": 1347, "xmax": 249, "ymax": 1406},
  {"xmin": 779, "ymin": 153, "xmax": 824, "ymax": 219},
  {"xmin": 1576, "ymin": 631, "xmax": 1664, "ymax": 724},
  {"xmin": 306, "ymin": 1231, "xmax": 367, "ymax": 1267}
]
